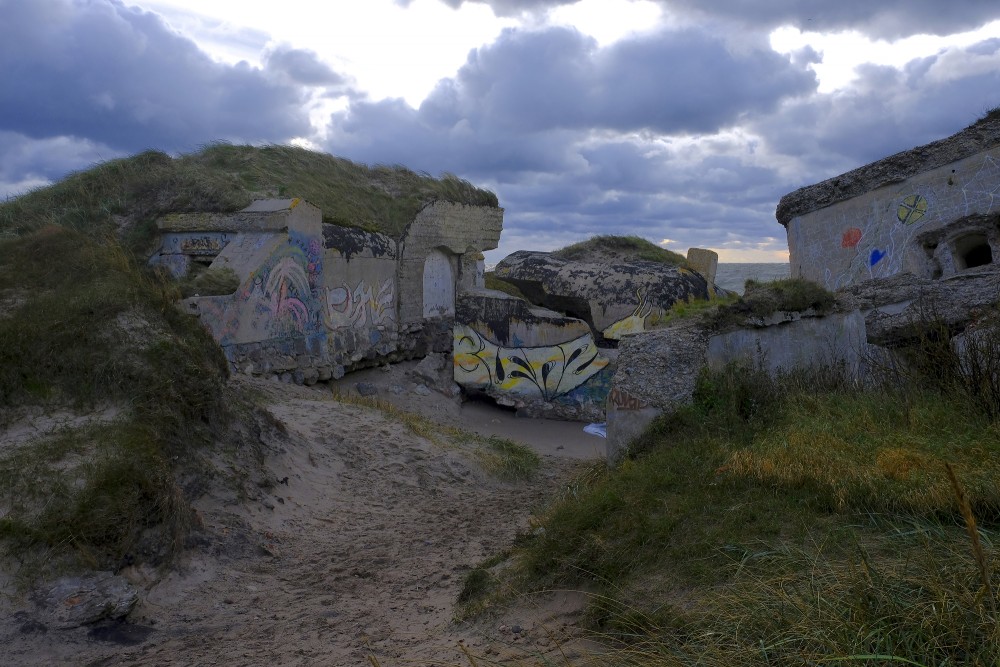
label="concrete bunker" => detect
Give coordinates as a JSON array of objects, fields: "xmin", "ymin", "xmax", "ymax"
[
  {"xmin": 777, "ymin": 114, "xmax": 1000, "ymax": 289},
  {"xmin": 149, "ymin": 198, "xmax": 502, "ymax": 383}
]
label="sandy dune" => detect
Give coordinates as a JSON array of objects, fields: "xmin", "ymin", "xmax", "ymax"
[{"xmin": 1, "ymin": 370, "xmax": 604, "ymax": 666}]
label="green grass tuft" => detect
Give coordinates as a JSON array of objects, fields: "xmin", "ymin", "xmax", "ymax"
[
  {"xmin": 473, "ymin": 435, "xmax": 541, "ymax": 481},
  {"xmin": 708, "ymin": 277, "xmax": 836, "ymax": 329},
  {"xmin": 485, "ymin": 271, "xmax": 529, "ymax": 300}
]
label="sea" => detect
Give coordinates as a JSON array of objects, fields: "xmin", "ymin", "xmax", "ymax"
[{"xmin": 714, "ymin": 263, "xmax": 790, "ymax": 294}]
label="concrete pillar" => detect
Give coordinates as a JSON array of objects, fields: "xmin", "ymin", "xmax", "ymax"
[{"xmin": 687, "ymin": 248, "xmax": 719, "ymax": 291}]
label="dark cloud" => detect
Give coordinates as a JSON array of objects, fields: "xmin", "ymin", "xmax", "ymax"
[
  {"xmin": 394, "ymin": 0, "xmax": 576, "ymax": 17},
  {"xmin": 0, "ymin": 0, "xmax": 313, "ymax": 153},
  {"xmin": 0, "ymin": 132, "xmax": 122, "ymax": 198},
  {"xmin": 329, "ymin": 29, "xmax": 1000, "ymax": 262},
  {"xmin": 422, "ymin": 27, "xmax": 816, "ymax": 135},
  {"xmin": 751, "ymin": 40, "xmax": 1000, "ymax": 191},
  {"xmin": 413, "ymin": 0, "xmax": 1000, "ymax": 38},
  {"xmin": 325, "ymin": 24, "xmax": 813, "ymax": 259},
  {"xmin": 264, "ymin": 47, "xmax": 347, "ymax": 87},
  {"xmin": 662, "ymin": 0, "xmax": 1000, "ymax": 39}
]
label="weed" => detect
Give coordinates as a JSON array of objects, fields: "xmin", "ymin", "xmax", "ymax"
[
  {"xmin": 485, "ymin": 271, "xmax": 529, "ymax": 301},
  {"xmin": 709, "ymin": 277, "xmax": 836, "ymax": 330}
]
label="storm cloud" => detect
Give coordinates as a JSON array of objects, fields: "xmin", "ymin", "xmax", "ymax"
[
  {"xmin": 0, "ymin": 0, "xmax": 312, "ymax": 153},
  {"xmin": 2, "ymin": 0, "xmax": 999, "ymax": 261},
  {"xmin": 411, "ymin": 0, "xmax": 1000, "ymax": 38}
]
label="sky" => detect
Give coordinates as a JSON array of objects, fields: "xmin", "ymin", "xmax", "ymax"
[{"xmin": 2, "ymin": 1, "xmax": 1000, "ymax": 263}]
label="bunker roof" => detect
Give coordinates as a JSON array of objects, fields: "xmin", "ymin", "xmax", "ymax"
[{"xmin": 775, "ymin": 113, "xmax": 1000, "ymax": 227}]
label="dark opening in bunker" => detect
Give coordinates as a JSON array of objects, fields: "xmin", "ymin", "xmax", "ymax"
[{"xmin": 954, "ymin": 233, "xmax": 993, "ymax": 270}]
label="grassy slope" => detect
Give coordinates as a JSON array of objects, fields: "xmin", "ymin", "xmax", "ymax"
[
  {"xmin": 0, "ymin": 226, "xmax": 231, "ymax": 573},
  {"xmin": 0, "ymin": 143, "xmax": 498, "ymax": 245},
  {"xmin": 464, "ymin": 348, "xmax": 1000, "ymax": 665},
  {"xmin": 0, "ymin": 145, "xmax": 497, "ymax": 579}
]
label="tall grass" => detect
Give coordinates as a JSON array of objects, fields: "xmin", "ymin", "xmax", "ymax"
[
  {"xmin": 0, "ymin": 143, "xmax": 498, "ymax": 245},
  {"xmin": 469, "ymin": 317, "xmax": 1000, "ymax": 665},
  {"xmin": 0, "ymin": 226, "xmax": 231, "ymax": 574}
]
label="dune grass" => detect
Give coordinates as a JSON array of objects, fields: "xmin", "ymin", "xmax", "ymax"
[
  {"xmin": 554, "ymin": 235, "xmax": 687, "ymax": 266},
  {"xmin": 331, "ymin": 392, "xmax": 540, "ymax": 482},
  {"xmin": 459, "ymin": 326, "xmax": 1000, "ymax": 665},
  {"xmin": 0, "ymin": 226, "xmax": 232, "ymax": 576},
  {"xmin": 0, "ymin": 143, "xmax": 498, "ymax": 246}
]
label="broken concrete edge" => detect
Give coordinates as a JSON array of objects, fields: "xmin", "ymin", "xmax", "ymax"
[{"xmin": 776, "ymin": 114, "xmax": 1000, "ymax": 226}]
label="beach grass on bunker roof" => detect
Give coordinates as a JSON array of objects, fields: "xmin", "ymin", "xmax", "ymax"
[
  {"xmin": 0, "ymin": 142, "xmax": 498, "ymax": 244},
  {"xmin": 554, "ymin": 235, "xmax": 688, "ymax": 265}
]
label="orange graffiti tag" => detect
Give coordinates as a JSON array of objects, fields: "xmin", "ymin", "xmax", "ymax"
[
  {"xmin": 609, "ymin": 388, "xmax": 646, "ymax": 410},
  {"xmin": 841, "ymin": 227, "xmax": 862, "ymax": 248}
]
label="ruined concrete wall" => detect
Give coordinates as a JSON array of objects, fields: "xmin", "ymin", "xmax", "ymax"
[
  {"xmin": 398, "ymin": 201, "xmax": 503, "ymax": 325},
  {"xmin": 686, "ymin": 248, "xmax": 718, "ymax": 289},
  {"xmin": 454, "ymin": 291, "xmax": 613, "ymax": 421},
  {"xmin": 778, "ymin": 116, "xmax": 1000, "ymax": 226},
  {"xmin": 321, "ymin": 225, "xmax": 399, "ymax": 370},
  {"xmin": 607, "ymin": 320, "xmax": 709, "ymax": 461},
  {"xmin": 155, "ymin": 198, "xmax": 504, "ymax": 384},
  {"xmin": 779, "ymin": 116, "xmax": 1000, "ymax": 290},
  {"xmin": 786, "ymin": 147, "xmax": 1000, "ymax": 289},
  {"xmin": 182, "ymin": 200, "xmax": 333, "ymax": 381},
  {"xmin": 607, "ymin": 311, "xmax": 870, "ymax": 461},
  {"xmin": 495, "ymin": 250, "xmax": 710, "ymax": 341},
  {"xmin": 706, "ymin": 310, "xmax": 869, "ymax": 377}
]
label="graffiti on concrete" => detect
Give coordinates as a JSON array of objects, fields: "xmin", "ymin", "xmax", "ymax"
[
  {"xmin": 608, "ymin": 387, "xmax": 647, "ymax": 410},
  {"xmin": 841, "ymin": 227, "xmax": 862, "ymax": 249},
  {"xmin": 454, "ymin": 325, "xmax": 608, "ymax": 400},
  {"xmin": 814, "ymin": 154, "xmax": 1000, "ymax": 289},
  {"xmin": 202, "ymin": 230, "xmax": 326, "ymax": 345},
  {"xmin": 897, "ymin": 194, "xmax": 928, "ymax": 225},
  {"xmin": 325, "ymin": 278, "xmax": 395, "ymax": 330},
  {"xmin": 603, "ymin": 288, "xmax": 660, "ymax": 340},
  {"xmin": 260, "ymin": 256, "xmax": 311, "ymax": 332}
]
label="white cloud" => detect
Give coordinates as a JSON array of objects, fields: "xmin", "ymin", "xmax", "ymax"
[
  {"xmin": 547, "ymin": 0, "xmax": 663, "ymax": 46},
  {"xmin": 140, "ymin": 0, "xmax": 517, "ymax": 106},
  {"xmin": 770, "ymin": 20, "xmax": 1000, "ymax": 93}
]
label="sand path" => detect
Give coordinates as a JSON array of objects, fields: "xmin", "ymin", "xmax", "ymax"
[{"xmin": 2, "ymin": 373, "xmax": 603, "ymax": 666}]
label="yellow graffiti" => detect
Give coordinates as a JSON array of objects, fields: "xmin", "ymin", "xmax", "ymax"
[
  {"xmin": 897, "ymin": 194, "xmax": 927, "ymax": 225},
  {"xmin": 602, "ymin": 288, "xmax": 654, "ymax": 340},
  {"xmin": 289, "ymin": 197, "xmax": 301, "ymax": 209},
  {"xmin": 454, "ymin": 326, "xmax": 608, "ymax": 400}
]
